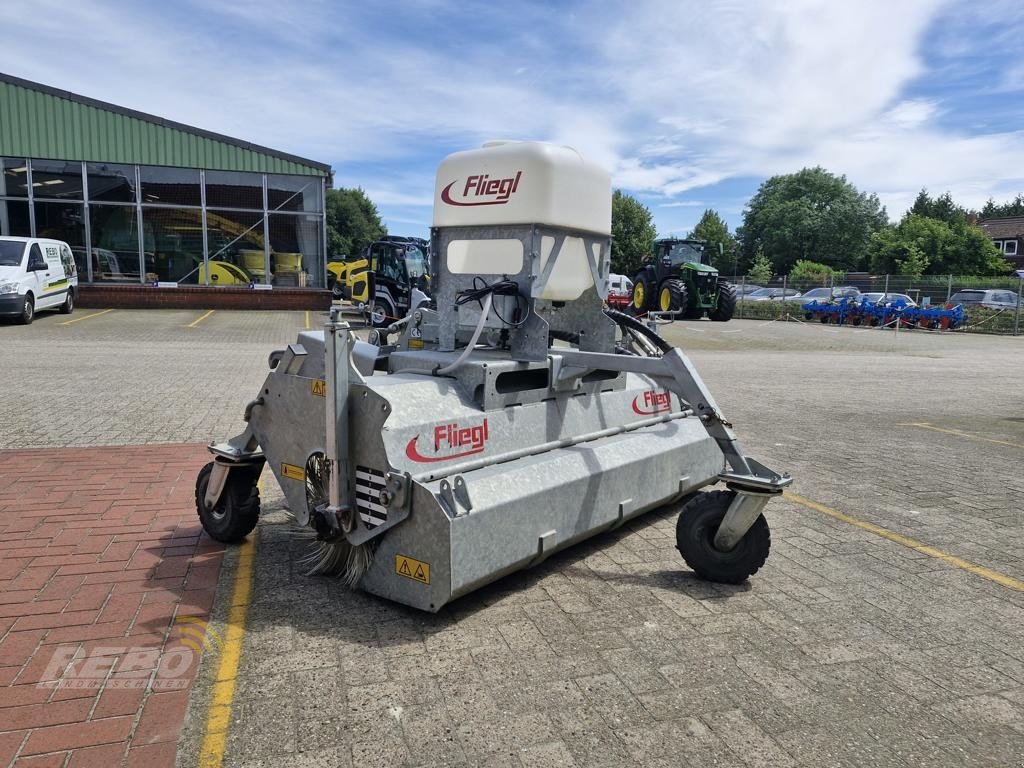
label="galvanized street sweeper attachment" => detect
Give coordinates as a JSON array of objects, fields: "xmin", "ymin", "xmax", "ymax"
[{"xmin": 195, "ymin": 141, "xmax": 792, "ymax": 612}]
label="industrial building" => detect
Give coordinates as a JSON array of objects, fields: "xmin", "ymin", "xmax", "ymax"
[{"xmin": 0, "ymin": 73, "xmax": 331, "ymax": 303}]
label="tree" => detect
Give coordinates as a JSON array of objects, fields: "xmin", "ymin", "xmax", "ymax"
[
  {"xmin": 610, "ymin": 190, "xmax": 656, "ymax": 276},
  {"xmin": 747, "ymin": 250, "xmax": 773, "ymax": 284},
  {"xmin": 689, "ymin": 209, "xmax": 738, "ymax": 275},
  {"xmin": 788, "ymin": 259, "xmax": 837, "ymax": 285},
  {"xmin": 909, "ymin": 189, "xmax": 967, "ymax": 226},
  {"xmin": 980, "ymin": 194, "xmax": 1024, "ymax": 220},
  {"xmin": 869, "ymin": 214, "xmax": 1008, "ymax": 276},
  {"xmin": 738, "ymin": 167, "xmax": 888, "ymax": 274},
  {"xmin": 325, "ymin": 187, "xmax": 386, "ymax": 260}
]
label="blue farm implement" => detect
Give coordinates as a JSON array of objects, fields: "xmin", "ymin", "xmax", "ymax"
[{"xmin": 801, "ymin": 298, "xmax": 966, "ymax": 330}]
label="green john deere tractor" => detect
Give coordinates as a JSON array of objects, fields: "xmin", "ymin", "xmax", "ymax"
[{"xmin": 632, "ymin": 238, "xmax": 737, "ymax": 321}]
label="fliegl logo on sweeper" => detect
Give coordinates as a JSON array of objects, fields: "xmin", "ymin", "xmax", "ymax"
[
  {"xmin": 440, "ymin": 171, "xmax": 523, "ymax": 206},
  {"xmin": 405, "ymin": 418, "xmax": 490, "ymax": 463},
  {"xmin": 632, "ymin": 389, "xmax": 671, "ymax": 415}
]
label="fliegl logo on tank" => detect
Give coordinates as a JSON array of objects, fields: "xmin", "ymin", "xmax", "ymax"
[
  {"xmin": 440, "ymin": 171, "xmax": 523, "ymax": 206},
  {"xmin": 632, "ymin": 389, "xmax": 671, "ymax": 415},
  {"xmin": 405, "ymin": 419, "xmax": 490, "ymax": 462}
]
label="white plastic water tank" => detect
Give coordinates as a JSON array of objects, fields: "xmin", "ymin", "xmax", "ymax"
[
  {"xmin": 434, "ymin": 141, "xmax": 612, "ymax": 301},
  {"xmin": 433, "ymin": 141, "xmax": 611, "ymax": 234}
]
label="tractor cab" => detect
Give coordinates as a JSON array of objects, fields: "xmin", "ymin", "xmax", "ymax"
[
  {"xmin": 349, "ymin": 238, "xmax": 431, "ymax": 327},
  {"xmin": 655, "ymin": 238, "xmax": 710, "ymax": 267}
]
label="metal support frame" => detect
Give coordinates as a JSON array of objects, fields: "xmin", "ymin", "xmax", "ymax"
[
  {"xmin": 554, "ymin": 345, "xmax": 791, "ymax": 548},
  {"xmin": 200, "ymin": 169, "xmax": 209, "ymax": 286},
  {"xmin": 134, "ymin": 165, "xmax": 145, "ymax": 284},
  {"xmin": 261, "ymin": 174, "xmax": 271, "ymax": 286},
  {"xmin": 432, "ymin": 223, "xmax": 614, "ymax": 361},
  {"xmin": 81, "ymin": 161, "xmax": 93, "ymax": 284},
  {"xmin": 25, "ymin": 162, "xmax": 35, "ymax": 236}
]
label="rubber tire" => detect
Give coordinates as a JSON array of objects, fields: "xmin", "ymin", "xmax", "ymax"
[
  {"xmin": 332, "ymin": 282, "xmax": 345, "ymax": 300},
  {"xmin": 633, "ymin": 275, "xmax": 654, "ymax": 313},
  {"xmin": 708, "ymin": 280, "xmax": 736, "ymax": 322},
  {"xmin": 59, "ymin": 291, "xmax": 74, "ymax": 315},
  {"xmin": 676, "ymin": 490, "xmax": 770, "ymax": 583},
  {"xmin": 658, "ymin": 278, "xmax": 688, "ymax": 316},
  {"xmin": 19, "ymin": 295, "xmax": 34, "ymax": 325},
  {"xmin": 195, "ymin": 462, "xmax": 261, "ymax": 543},
  {"xmin": 371, "ymin": 295, "xmax": 396, "ymax": 329}
]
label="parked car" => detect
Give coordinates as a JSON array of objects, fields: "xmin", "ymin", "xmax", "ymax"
[
  {"xmin": 947, "ymin": 289, "xmax": 1022, "ymax": 310},
  {"xmin": 743, "ymin": 287, "xmax": 803, "ymax": 302},
  {"xmin": 736, "ymin": 284, "xmax": 763, "ymax": 296},
  {"xmin": 800, "ymin": 286, "xmax": 861, "ymax": 303},
  {"xmin": 0, "ymin": 236, "xmax": 78, "ymax": 323},
  {"xmin": 861, "ymin": 292, "xmax": 917, "ymax": 308}
]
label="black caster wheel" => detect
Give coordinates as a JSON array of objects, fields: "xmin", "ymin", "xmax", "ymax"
[
  {"xmin": 676, "ymin": 490, "xmax": 770, "ymax": 583},
  {"xmin": 195, "ymin": 462, "xmax": 261, "ymax": 543}
]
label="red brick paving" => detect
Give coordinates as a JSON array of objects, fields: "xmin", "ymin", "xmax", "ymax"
[{"xmin": 0, "ymin": 445, "xmax": 223, "ymax": 768}]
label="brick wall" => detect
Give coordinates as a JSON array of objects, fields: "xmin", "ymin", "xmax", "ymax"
[{"xmin": 77, "ymin": 284, "xmax": 332, "ymax": 311}]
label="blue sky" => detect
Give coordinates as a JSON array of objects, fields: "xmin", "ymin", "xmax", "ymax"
[{"xmin": 2, "ymin": 0, "xmax": 1024, "ymax": 241}]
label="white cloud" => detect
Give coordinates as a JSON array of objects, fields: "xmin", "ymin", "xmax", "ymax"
[{"xmin": 1, "ymin": 0, "xmax": 1022, "ymax": 227}]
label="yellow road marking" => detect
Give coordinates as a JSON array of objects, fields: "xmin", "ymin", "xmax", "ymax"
[
  {"xmin": 897, "ymin": 421, "xmax": 1024, "ymax": 450},
  {"xmin": 197, "ymin": 529, "xmax": 258, "ymax": 767},
  {"xmin": 58, "ymin": 308, "xmax": 114, "ymax": 325},
  {"xmin": 784, "ymin": 491, "xmax": 1024, "ymax": 593},
  {"xmin": 197, "ymin": 475, "xmax": 263, "ymax": 767},
  {"xmin": 304, "ymin": 310, "xmax": 311, "ymax": 330},
  {"xmin": 187, "ymin": 309, "xmax": 216, "ymax": 328}
]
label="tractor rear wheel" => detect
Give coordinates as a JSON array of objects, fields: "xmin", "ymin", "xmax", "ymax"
[
  {"xmin": 632, "ymin": 275, "xmax": 654, "ymax": 313},
  {"xmin": 676, "ymin": 490, "xmax": 770, "ymax": 583},
  {"xmin": 708, "ymin": 280, "xmax": 736, "ymax": 322},
  {"xmin": 657, "ymin": 278, "xmax": 688, "ymax": 316},
  {"xmin": 195, "ymin": 462, "xmax": 261, "ymax": 543}
]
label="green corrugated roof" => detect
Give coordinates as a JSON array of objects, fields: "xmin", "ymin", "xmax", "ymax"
[{"xmin": 0, "ymin": 73, "xmax": 331, "ymax": 177}]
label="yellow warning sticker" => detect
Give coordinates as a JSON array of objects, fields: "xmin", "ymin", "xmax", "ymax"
[
  {"xmin": 395, "ymin": 554, "xmax": 430, "ymax": 585},
  {"xmin": 311, "ymin": 379, "xmax": 326, "ymax": 397},
  {"xmin": 281, "ymin": 463, "xmax": 305, "ymax": 481}
]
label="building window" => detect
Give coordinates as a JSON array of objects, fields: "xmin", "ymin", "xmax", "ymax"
[
  {"xmin": 205, "ymin": 170, "xmax": 264, "ymax": 210},
  {"xmin": 142, "ymin": 207, "xmax": 206, "ymax": 283},
  {"xmin": 139, "ymin": 166, "xmax": 201, "ymax": 207},
  {"xmin": 205, "ymin": 209, "xmax": 268, "ymax": 285},
  {"xmin": 87, "ymin": 163, "xmax": 136, "ymax": 203},
  {"xmin": 87, "ymin": 204, "xmax": 142, "ymax": 283},
  {"xmin": 0, "ymin": 158, "xmax": 30, "ymax": 198},
  {"xmin": 268, "ymin": 213, "xmax": 323, "ymax": 287},
  {"xmin": 0, "ymin": 199, "xmax": 30, "ymax": 236},
  {"xmin": 1005, "ymin": 240, "xmax": 1018, "ymax": 256},
  {"xmin": 34, "ymin": 201, "xmax": 85, "ymax": 248},
  {"xmin": 29, "ymin": 159, "xmax": 85, "ymax": 200},
  {"xmin": 267, "ymin": 174, "xmax": 323, "ymax": 213}
]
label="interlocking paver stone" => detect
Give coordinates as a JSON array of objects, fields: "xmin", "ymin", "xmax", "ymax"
[{"xmin": 5, "ymin": 310, "xmax": 1024, "ymax": 765}]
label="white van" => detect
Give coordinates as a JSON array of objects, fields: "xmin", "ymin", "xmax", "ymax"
[{"xmin": 0, "ymin": 237, "xmax": 79, "ymax": 324}]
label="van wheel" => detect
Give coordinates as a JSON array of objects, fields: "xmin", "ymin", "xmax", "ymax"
[
  {"xmin": 59, "ymin": 291, "xmax": 74, "ymax": 314},
  {"xmin": 19, "ymin": 295, "xmax": 34, "ymax": 325}
]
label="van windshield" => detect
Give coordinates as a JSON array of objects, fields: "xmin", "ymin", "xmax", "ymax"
[{"xmin": 0, "ymin": 241, "xmax": 25, "ymax": 266}]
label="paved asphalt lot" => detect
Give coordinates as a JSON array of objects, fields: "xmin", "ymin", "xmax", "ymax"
[{"xmin": 3, "ymin": 309, "xmax": 1024, "ymax": 767}]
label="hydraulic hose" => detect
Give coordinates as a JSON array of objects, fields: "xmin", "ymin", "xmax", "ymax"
[
  {"xmin": 435, "ymin": 292, "xmax": 493, "ymax": 376},
  {"xmin": 603, "ymin": 309, "xmax": 673, "ymax": 354}
]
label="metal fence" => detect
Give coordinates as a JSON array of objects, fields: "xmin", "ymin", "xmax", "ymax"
[{"xmin": 730, "ymin": 273, "xmax": 1024, "ymax": 335}]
